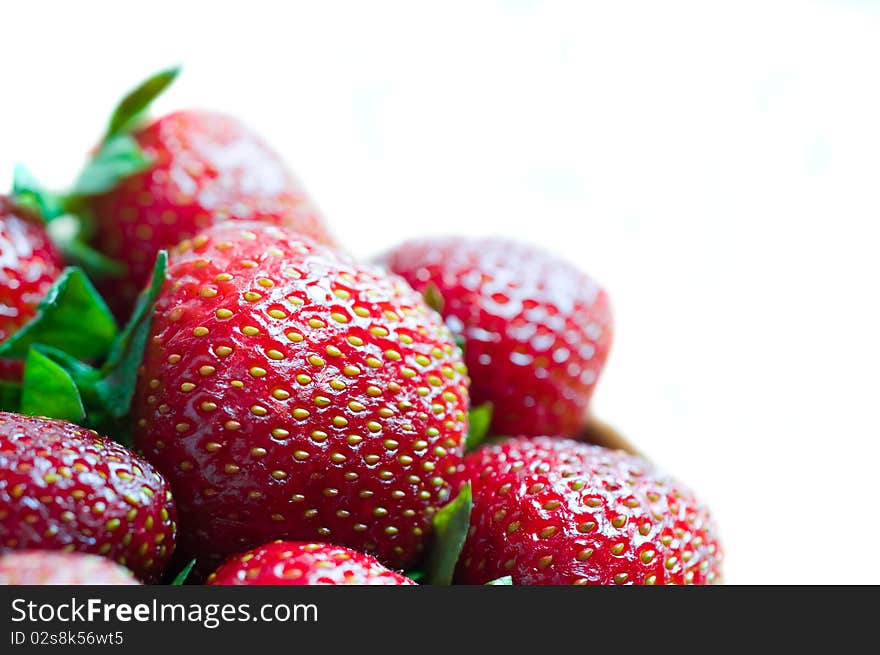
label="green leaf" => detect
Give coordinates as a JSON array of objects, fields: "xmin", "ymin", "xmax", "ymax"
[
  {"xmin": 93, "ymin": 250, "xmax": 167, "ymax": 421},
  {"xmin": 10, "ymin": 253, "xmax": 166, "ymax": 440},
  {"xmin": 426, "ymin": 482, "xmax": 473, "ymax": 585},
  {"xmin": 0, "ymin": 380, "xmax": 22, "ymax": 410},
  {"xmin": 29, "ymin": 344, "xmax": 121, "ymax": 436},
  {"xmin": 0, "ymin": 268, "xmax": 117, "ymax": 362},
  {"xmin": 20, "ymin": 349, "xmax": 85, "ymax": 421},
  {"xmin": 71, "ymin": 134, "xmax": 152, "ymax": 196},
  {"xmin": 466, "ymin": 402, "xmax": 493, "ymax": 451},
  {"xmin": 485, "ymin": 575, "xmax": 513, "ymax": 585},
  {"xmin": 44, "ymin": 210, "xmax": 126, "ymax": 279},
  {"xmin": 405, "ymin": 571, "xmax": 425, "ymax": 583},
  {"xmin": 454, "ymin": 334, "xmax": 466, "ymax": 352},
  {"xmin": 12, "ymin": 164, "xmax": 66, "ymax": 221},
  {"xmin": 60, "ymin": 237, "xmax": 127, "ymax": 278},
  {"xmin": 105, "ymin": 66, "xmax": 180, "ymax": 141},
  {"xmin": 170, "ymin": 559, "xmax": 196, "ymax": 586},
  {"xmin": 31, "ymin": 345, "xmax": 101, "ymax": 397}
]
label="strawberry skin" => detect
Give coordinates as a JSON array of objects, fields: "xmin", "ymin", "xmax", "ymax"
[
  {"xmin": 0, "ymin": 197, "xmax": 63, "ymax": 344},
  {"xmin": 207, "ymin": 540, "xmax": 415, "ymax": 585},
  {"xmin": 0, "ymin": 412, "xmax": 177, "ymax": 583},
  {"xmin": 457, "ymin": 437, "xmax": 721, "ymax": 585},
  {"xmin": 382, "ymin": 238, "xmax": 613, "ymax": 438},
  {"xmin": 132, "ymin": 223, "xmax": 469, "ymax": 571},
  {"xmin": 88, "ymin": 110, "xmax": 333, "ymax": 314},
  {"xmin": 0, "ymin": 550, "xmax": 140, "ymax": 585}
]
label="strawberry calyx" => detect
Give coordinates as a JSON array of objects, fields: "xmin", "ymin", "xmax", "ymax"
[
  {"xmin": 0, "ymin": 266, "xmax": 117, "ymax": 362},
  {"xmin": 0, "ymin": 251, "xmax": 167, "ymax": 441},
  {"xmin": 426, "ymin": 482, "xmax": 473, "ymax": 585},
  {"xmin": 67, "ymin": 67, "xmax": 180, "ymax": 277},
  {"xmin": 16, "ymin": 67, "xmax": 181, "ymax": 282},
  {"xmin": 71, "ymin": 65, "xmax": 180, "ymax": 197},
  {"xmin": 466, "ymin": 402, "xmax": 493, "ymax": 451},
  {"xmin": 70, "ymin": 134, "xmax": 151, "ymax": 197},
  {"xmin": 10, "ymin": 165, "xmax": 66, "ymax": 223},
  {"xmin": 72, "ymin": 65, "xmax": 180, "ymax": 197},
  {"xmin": 0, "ymin": 265, "xmax": 118, "ymax": 420},
  {"xmin": 12, "ymin": 165, "xmax": 126, "ymax": 278},
  {"xmin": 104, "ymin": 65, "xmax": 181, "ymax": 142},
  {"xmin": 485, "ymin": 576, "xmax": 513, "ymax": 585},
  {"xmin": 402, "ymin": 482, "xmax": 475, "ymax": 585},
  {"xmin": 170, "ymin": 559, "xmax": 197, "ymax": 586}
]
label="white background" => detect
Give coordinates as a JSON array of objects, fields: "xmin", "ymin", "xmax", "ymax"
[{"xmin": 2, "ymin": 0, "xmax": 878, "ymax": 584}]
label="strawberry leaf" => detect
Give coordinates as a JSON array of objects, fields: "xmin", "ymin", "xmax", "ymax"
[
  {"xmin": 43, "ymin": 207, "xmax": 126, "ymax": 279},
  {"xmin": 170, "ymin": 559, "xmax": 196, "ymax": 586},
  {"xmin": 105, "ymin": 66, "xmax": 180, "ymax": 141},
  {"xmin": 0, "ymin": 267, "xmax": 117, "ymax": 362},
  {"xmin": 426, "ymin": 482, "xmax": 472, "ymax": 585},
  {"xmin": 9, "ymin": 252, "xmax": 167, "ymax": 441},
  {"xmin": 485, "ymin": 575, "xmax": 513, "ymax": 585},
  {"xmin": 71, "ymin": 134, "xmax": 152, "ymax": 196},
  {"xmin": 59, "ymin": 235, "xmax": 127, "ymax": 278},
  {"xmin": 96, "ymin": 250, "xmax": 166, "ymax": 418},
  {"xmin": 466, "ymin": 403, "xmax": 493, "ymax": 451},
  {"xmin": 405, "ymin": 571, "xmax": 425, "ymax": 583},
  {"xmin": 11, "ymin": 165, "xmax": 66, "ymax": 221},
  {"xmin": 20, "ymin": 348, "xmax": 85, "ymax": 422},
  {"xmin": 29, "ymin": 344, "xmax": 123, "ymax": 437}
]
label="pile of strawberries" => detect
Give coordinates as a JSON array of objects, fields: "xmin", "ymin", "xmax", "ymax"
[{"xmin": 0, "ymin": 69, "xmax": 721, "ymax": 586}]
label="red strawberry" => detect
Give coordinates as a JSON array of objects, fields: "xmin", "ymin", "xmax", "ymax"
[
  {"xmin": 86, "ymin": 110, "xmax": 333, "ymax": 316},
  {"xmin": 132, "ymin": 222, "xmax": 469, "ymax": 572},
  {"xmin": 381, "ymin": 238, "xmax": 613, "ymax": 438},
  {"xmin": 0, "ymin": 412, "xmax": 177, "ymax": 582},
  {"xmin": 0, "ymin": 197, "xmax": 63, "ymax": 345},
  {"xmin": 0, "ymin": 550, "xmax": 139, "ymax": 585},
  {"xmin": 65, "ymin": 69, "xmax": 333, "ymax": 317},
  {"xmin": 457, "ymin": 437, "xmax": 721, "ymax": 585},
  {"xmin": 207, "ymin": 540, "xmax": 415, "ymax": 585}
]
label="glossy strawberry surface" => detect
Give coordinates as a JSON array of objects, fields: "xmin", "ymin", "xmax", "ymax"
[
  {"xmin": 382, "ymin": 237, "xmax": 612, "ymax": 438},
  {"xmin": 133, "ymin": 223, "xmax": 469, "ymax": 571},
  {"xmin": 89, "ymin": 110, "xmax": 333, "ymax": 314},
  {"xmin": 0, "ymin": 550, "xmax": 140, "ymax": 585},
  {"xmin": 0, "ymin": 412, "xmax": 177, "ymax": 582},
  {"xmin": 207, "ymin": 540, "xmax": 415, "ymax": 585},
  {"xmin": 0, "ymin": 197, "xmax": 63, "ymax": 343},
  {"xmin": 457, "ymin": 437, "xmax": 721, "ymax": 585}
]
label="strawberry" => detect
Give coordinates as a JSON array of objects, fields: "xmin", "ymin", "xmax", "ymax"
[
  {"xmin": 381, "ymin": 237, "xmax": 613, "ymax": 438},
  {"xmin": 0, "ymin": 550, "xmax": 139, "ymax": 585},
  {"xmin": 0, "ymin": 197, "xmax": 63, "ymax": 345},
  {"xmin": 132, "ymin": 222, "xmax": 469, "ymax": 572},
  {"xmin": 0, "ymin": 412, "xmax": 177, "ymax": 582},
  {"xmin": 65, "ymin": 68, "xmax": 333, "ymax": 316},
  {"xmin": 456, "ymin": 437, "xmax": 721, "ymax": 585},
  {"xmin": 207, "ymin": 540, "xmax": 415, "ymax": 585}
]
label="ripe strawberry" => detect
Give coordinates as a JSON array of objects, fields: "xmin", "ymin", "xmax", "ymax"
[
  {"xmin": 457, "ymin": 437, "xmax": 721, "ymax": 585},
  {"xmin": 0, "ymin": 197, "xmax": 63, "ymax": 344},
  {"xmin": 0, "ymin": 412, "xmax": 177, "ymax": 582},
  {"xmin": 381, "ymin": 238, "xmax": 612, "ymax": 438},
  {"xmin": 132, "ymin": 222, "xmax": 469, "ymax": 572},
  {"xmin": 207, "ymin": 540, "xmax": 415, "ymax": 585},
  {"xmin": 62, "ymin": 69, "xmax": 333, "ymax": 317},
  {"xmin": 90, "ymin": 111, "xmax": 334, "ymax": 314},
  {"xmin": 0, "ymin": 550, "xmax": 139, "ymax": 585}
]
